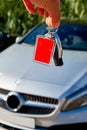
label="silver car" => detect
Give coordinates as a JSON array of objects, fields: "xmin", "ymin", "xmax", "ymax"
[{"xmin": 0, "ymin": 23, "xmax": 87, "ymax": 130}]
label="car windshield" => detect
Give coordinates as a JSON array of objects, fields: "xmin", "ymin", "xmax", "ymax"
[{"xmin": 21, "ymin": 23, "xmax": 87, "ymax": 51}]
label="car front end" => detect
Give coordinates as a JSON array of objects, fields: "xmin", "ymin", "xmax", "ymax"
[{"xmin": 0, "ymin": 23, "xmax": 87, "ymax": 129}]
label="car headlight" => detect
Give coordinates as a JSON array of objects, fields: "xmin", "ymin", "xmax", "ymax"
[{"xmin": 61, "ymin": 85, "xmax": 87, "ymax": 111}]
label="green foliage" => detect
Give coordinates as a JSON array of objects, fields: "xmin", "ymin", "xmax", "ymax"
[
  {"xmin": 0, "ymin": 0, "xmax": 44, "ymax": 35},
  {"xmin": 0, "ymin": 0, "xmax": 87, "ymax": 35},
  {"xmin": 61, "ymin": 0, "xmax": 87, "ymax": 20}
]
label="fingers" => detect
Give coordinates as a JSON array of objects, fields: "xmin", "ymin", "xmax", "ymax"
[
  {"xmin": 45, "ymin": 0, "xmax": 60, "ymax": 28},
  {"xmin": 46, "ymin": 11, "xmax": 49, "ymax": 17},
  {"xmin": 46, "ymin": 15, "xmax": 60, "ymax": 28},
  {"xmin": 32, "ymin": 0, "xmax": 60, "ymax": 28},
  {"xmin": 30, "ymin": 0, "xmax": 47, "ymax": 8},
  {"xmin": 37, "ymin": 8, "xmax": 49, "ymax": 18},
  {"xmin": 37, "ymin": 8, "xmax": 45, "ymax": 16},
  {"xmin": 22, "ymin": 0, "xmax": 35, "ymax": 14}
]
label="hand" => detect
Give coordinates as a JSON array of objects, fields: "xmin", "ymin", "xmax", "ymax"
[{"xmin": 22, "ymin": 0, "xmax": 60, "ymax": 28}]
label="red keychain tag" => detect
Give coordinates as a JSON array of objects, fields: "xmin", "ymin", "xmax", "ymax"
[{"xmin": 33, "ymin": 36, "xmax": 55, "ymax": 65}]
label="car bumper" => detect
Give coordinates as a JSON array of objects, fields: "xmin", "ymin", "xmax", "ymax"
[
  {"xmin": 0, "ymin": 107, "xmax": 87, "ymax": 130},
  {"xmin": 0, "ymin": 107, "xmax": 36, "ymax": 130}
]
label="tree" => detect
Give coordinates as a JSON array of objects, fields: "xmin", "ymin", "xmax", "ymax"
[
  {"xmin": 0, "ymin": 0, "xmax": 87, "ymax": 35},
  {"xmin": 0, "ymin": 0, "xmax": 44, "ymax": 35}
]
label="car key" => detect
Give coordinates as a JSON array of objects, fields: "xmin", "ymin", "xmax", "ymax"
[{"xmin": 45, "ymin": 29, "xmax": 63, "ymax": 66}]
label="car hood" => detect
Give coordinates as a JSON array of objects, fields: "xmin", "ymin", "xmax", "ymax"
[{"xmin": 0, "ymin": 43, "xmax": 87, "ymax": 98}]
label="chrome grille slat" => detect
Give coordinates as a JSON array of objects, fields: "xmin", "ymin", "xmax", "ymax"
[
  {"xmin": 24, "ymin": 100, "xmax": 57, "ymax": 110},
  {"xmin": 22, "ymin": 93, "xmax": 58, "ymax": 105}
]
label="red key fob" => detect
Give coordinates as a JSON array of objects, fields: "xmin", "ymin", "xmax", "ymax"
[{"xmin": 33, "ymin": 36, "xmax": 55, "ymax": 65}]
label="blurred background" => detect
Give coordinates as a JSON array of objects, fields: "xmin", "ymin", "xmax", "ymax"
[{"xmin": 0, "ymin": 0, "xmax": 87, "ymax": 36}]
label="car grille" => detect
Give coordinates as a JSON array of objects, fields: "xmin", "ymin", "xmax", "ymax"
[{"xmin": 0, "ymin": 88, "xmax": 58, "ymax": 117}]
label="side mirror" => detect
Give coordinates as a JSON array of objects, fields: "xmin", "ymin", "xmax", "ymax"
[{"xmin": 15, "ymin": 36, "xmax": 22, "ymax": 43}]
